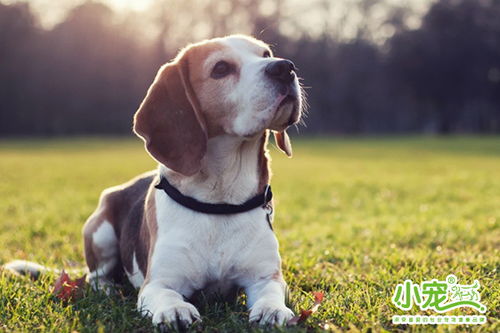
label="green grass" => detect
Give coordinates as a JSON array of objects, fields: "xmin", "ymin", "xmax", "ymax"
[{"xmin": 0, "ymin": 136, "xmax": 499, "ymax": 332}]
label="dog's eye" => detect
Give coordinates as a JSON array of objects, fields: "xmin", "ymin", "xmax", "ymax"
[
  {"xmin": 263, "ymin": 50, "xmax": 271, "ymax": 58},
  {"xmin": 211, "ymin": 61, "xmax": 233, "ymax": 79}
]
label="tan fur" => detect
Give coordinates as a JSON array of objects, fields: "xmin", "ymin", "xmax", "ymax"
[
  {"xmin": 258, "ymin": 131, "xmax": 271, "ymax": 191},
  {"xmin": 133, "ymin": 54, "xmax": 207, "ymax": 176},
  {"xmin": 142, "ymin": 183, "xmax": 158, "ymax": 285},
  {"xmin": 189, "ymin": 41, "xmax": 236, "ymax": 136},
  {"xmin": 274, "ymin": 130, "xmax": 293, "ymax": 157}
]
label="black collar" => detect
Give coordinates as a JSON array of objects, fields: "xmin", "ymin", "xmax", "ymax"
[{"xmin": 154, "ymin": 176, "xmax": 273, "ymax": 215}]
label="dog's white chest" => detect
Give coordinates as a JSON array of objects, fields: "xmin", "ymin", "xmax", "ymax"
[{"xmin": 127, "ymin": 190, "xmax": 279, "ymax": 298}]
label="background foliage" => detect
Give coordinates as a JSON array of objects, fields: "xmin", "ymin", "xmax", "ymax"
[{"xmin": 1, "ymin": 0, "xmax": 500, "ymax": 136}]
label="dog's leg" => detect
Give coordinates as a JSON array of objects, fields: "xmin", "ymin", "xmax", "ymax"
[
  {"xmin": 246, "ymin": 277, "xmax": 294, "ymax": 326},
  {"xmin": 138, "ymin": 280, "xmax": 201, "ymax": 328},
  {"xmin": 83, "ymin": 201, "xmax": 120, "ymax": 294}
]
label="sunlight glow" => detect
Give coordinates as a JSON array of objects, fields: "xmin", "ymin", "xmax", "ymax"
[
  {"xmin": 2, "ymin": 0, "xmax": 434, "ymax": 44},
  {"xmin": 106, "ymin": 0, "xmax": 155, "ymax": 12}
]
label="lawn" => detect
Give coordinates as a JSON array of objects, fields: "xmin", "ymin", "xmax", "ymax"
[{"xmin": 0, "ymin": 136, "xmax": 499, "ymax": 332}]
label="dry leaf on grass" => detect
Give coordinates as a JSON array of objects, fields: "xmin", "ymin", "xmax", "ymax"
[
  {"xmin": 287, "ymin": 291, "xmax": 324, "ymax": 326},
  {"xmin": 52, "ymin": 270, "xmax": 86, "ymax": 302}
]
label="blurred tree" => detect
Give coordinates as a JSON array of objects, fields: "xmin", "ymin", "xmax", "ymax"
[
  {"xmin": 0, "ymin": 0, "xmax": 499, "ymax": 136},
  {"xmin": 388, "ymin": 0, "xmax": 500, "ymax": 133},
  {"xmin": 0, "ymin": 2, "xmax": 40, "ymax": 135},
  {"xmin": 0, "ymin": 2, "xmax": 159, "ymax": 135}
]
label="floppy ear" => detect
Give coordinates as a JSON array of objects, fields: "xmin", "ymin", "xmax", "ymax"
[
  {"xmin": 273, "ymin": 130, "xmax": 292, "ymax": 157},
  {"xmin": 134, "ymin": 56, "xmax": 207, "ymax": 176}
]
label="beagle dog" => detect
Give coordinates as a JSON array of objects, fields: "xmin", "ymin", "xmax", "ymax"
[{"xmin": 83, "ymin": 34, "xmax": 303, "ymax": 327}]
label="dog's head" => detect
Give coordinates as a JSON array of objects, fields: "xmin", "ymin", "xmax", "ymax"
[{"xmin": 134, "ymin": 35, "xmax": 303, "ymax": 176}]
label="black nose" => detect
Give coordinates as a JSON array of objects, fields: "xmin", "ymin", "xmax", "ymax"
[{"xmin": 265, "ymin": 59, "xmax": 296, "ymax": 84}]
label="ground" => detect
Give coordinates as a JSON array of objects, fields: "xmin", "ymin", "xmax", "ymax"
[{"xmin": 0, "ymin": 136, "xmax": 498, "ymax": 332}]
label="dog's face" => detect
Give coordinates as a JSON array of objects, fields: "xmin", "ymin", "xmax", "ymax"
[
  {"xmin": 134, "ymin": 35, "xmax": 303, "ymax": 176},
  {"xmin": 191, "ymin": 35, "xmax": 302, "ymax": 137}
]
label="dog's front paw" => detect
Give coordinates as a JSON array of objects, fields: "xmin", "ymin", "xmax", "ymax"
[
  {"xmin": 249, "ymin": 302, "xmax": 294, "ymax": 326},
  {"xmin": 151, "ymin": 301, "xmax": 201, "ymax": 329}
]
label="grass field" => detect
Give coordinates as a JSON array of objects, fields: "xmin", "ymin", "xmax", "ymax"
[{"xmin": 0, "ymin": 136, "xmax": 499, "ymax": 332}]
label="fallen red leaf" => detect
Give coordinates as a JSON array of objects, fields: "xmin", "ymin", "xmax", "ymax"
[
  {"xmin": 312, "ymin": 291, "xmax": 324, "ymax": 303},
  {"xmin": 52, "ymin": 270, "xmax": 86, "ymax": 302},
  {"xmin": 287, "ymin": 291, "xmax": 324, "ymax": 325}
]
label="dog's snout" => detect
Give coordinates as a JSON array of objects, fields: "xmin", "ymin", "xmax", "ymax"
[{"xmin": 265, "ymin": 60, "xmax": 296, "ymax": 84}]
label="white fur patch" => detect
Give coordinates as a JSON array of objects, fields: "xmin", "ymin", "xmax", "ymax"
[
  {"xmin": 126, "ymin": 253, "xmax": 145, "ymax": 288},
  {"xmin": 89, "ymin": 221, "xmax": 118, "ymax": 279},
  {"xmin": 92, "ymin": 221, "xmax": 117, "ymax": 254}
]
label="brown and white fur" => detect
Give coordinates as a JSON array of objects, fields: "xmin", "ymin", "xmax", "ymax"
[{"xmin": 7, "ymin": 35, "xmax": 304, "ymax": 328}]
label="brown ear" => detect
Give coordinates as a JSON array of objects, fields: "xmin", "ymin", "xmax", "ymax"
[
  {"xmin": 134, "ymin": 56, "xmax": 207, "ymax": 176},
  {"xmin": 273, "ymin": 130, "xmax": 292, "ymax": 157}
]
